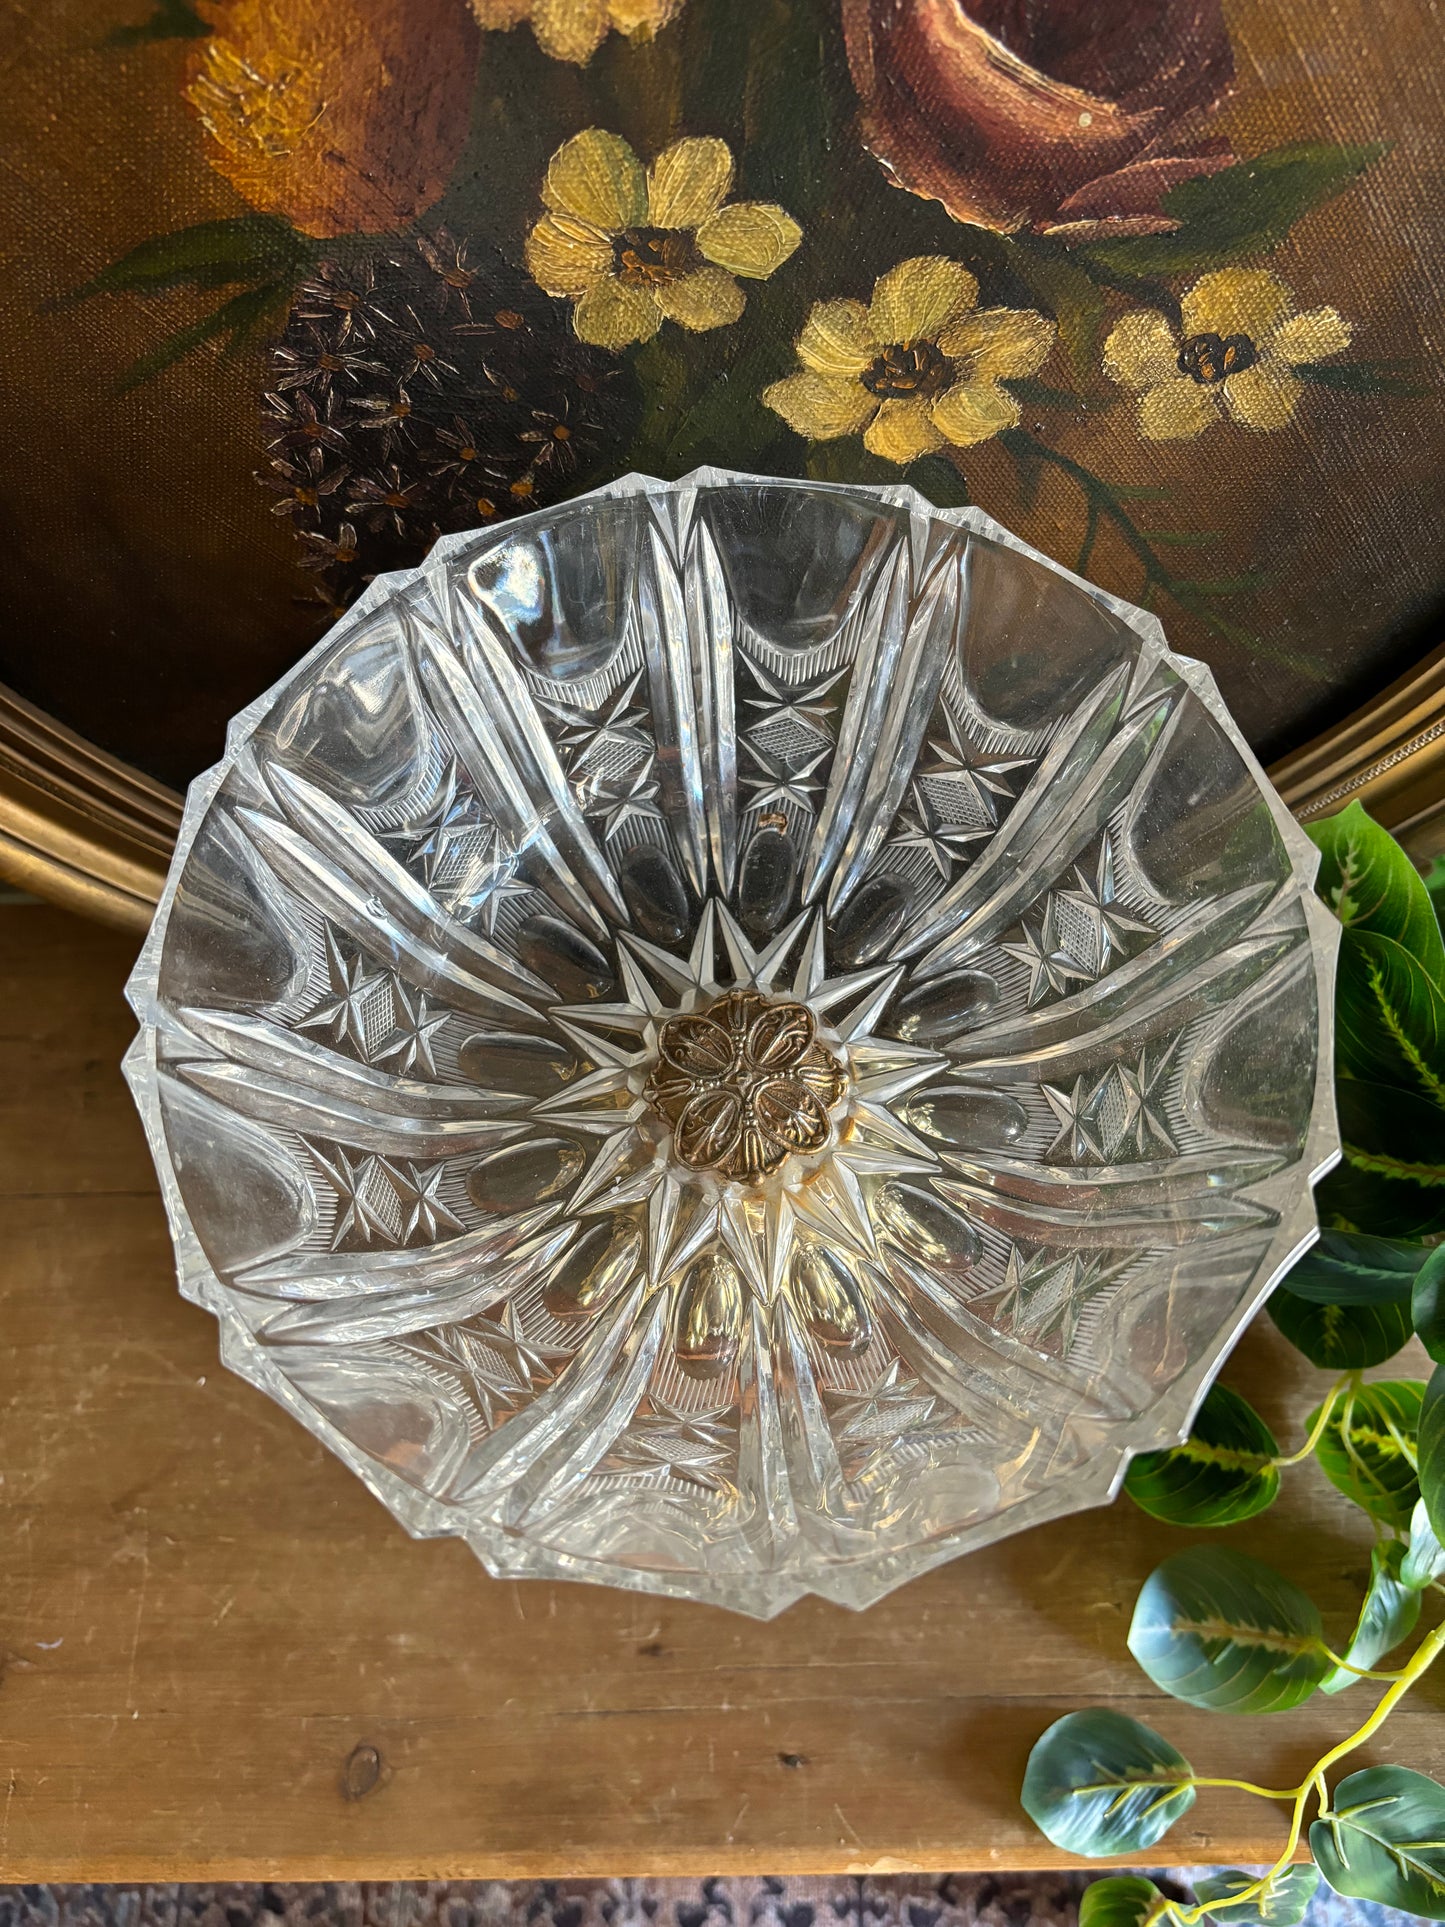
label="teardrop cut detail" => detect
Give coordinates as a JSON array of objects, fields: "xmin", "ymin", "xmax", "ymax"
[
  {"xmin": 887, "ymin": 972, "xmax": 999, "ymax": 1046},
  {"xmin": 737, "ymin": 826, "xmax": 798, "ymax": 941},
  {"xmin": 620, "ymin": 843, "xmax": 690, "ymax": 946},
  {"xmin": 468, "ymin": 1136, "xmax": 584, "ymax": 1213},
  {"xmin": 902, "ymin": 1085, "xmax": 1029, "ymax": 1150},
  {"xmin": 831, "ymin": 874, "xmax": 909, "ymax": 967},
  {"xmin": 673, "ymin": 1251, "xmax": 745, "ymax": 1378},
  {"xmin": 516, "ymin": 915, "xmax": 615, "ymax": 1001},
  {"xmin": 790, "ymin": 1245, "xmax": 873, "ymax": 1355},
  {"xmin": 458, "ymin": 1031, "xmax": 576, "ymax": 1096},
  {"xmin": 873, "ymin": 1182, "xmax": 980, "ymax": 1272},
  {"xmin": 544, "ymin": 1217, "xmax": 641, "ymax": 1319}
]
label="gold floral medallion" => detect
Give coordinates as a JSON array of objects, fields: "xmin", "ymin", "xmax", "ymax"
[{"xmin": 644, "ymin": 989, "xmax": 848, "ymax": 1182}]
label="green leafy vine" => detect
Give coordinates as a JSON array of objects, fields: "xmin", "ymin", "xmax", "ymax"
[{"xmin": 1025, "ymin": 801, "xmax": 1445, "ymax": 1924}]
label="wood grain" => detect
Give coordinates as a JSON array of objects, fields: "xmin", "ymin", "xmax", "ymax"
[{"xmin": 2, "ymin": 904, "xmax": 1442, "ymax": 1881}]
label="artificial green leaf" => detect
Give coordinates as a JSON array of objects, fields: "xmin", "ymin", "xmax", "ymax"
[
  {"xmin": 1318, "ymin": 1147, "xmax": 1445, "ymax": 1242},
  {"xmin": 1267, "ymin": 1284, "xmax": 1414, "ymax": 1369},
  {"xmin": 1194, "ymin": 1866, "xmax": 1320, "ymax": 1927},
  {"xmin": 1080, "ymin": 1877, "xmax": 1166, "ymax": 1927},
  {"xmin": 1335, "ymin": 930, "xmax": 1445, "ymax": 1096},
  {"xmin": 1426, "ymin": 854, "xmax": 1445, "ymax": 932},
  {"xmin": 1336, "ymin": 1078, "xmax": 1445, "ymax": 1199},
  {"xmin": 69, "ymin": 216, "xmax": 313, "ymax": 303},
  {"xmin": 1021, "ymin": 1710, "xmax": 1196, "ymax": 1856},
  {"xmin": 1083, "ymin": 142, "xmax": 1387, "ymax": 276},
  {"xmin": 1320, "ymin": 1540, "xmax": 1421, "ymax": 1692},
  {"xmin": 1403, "ymin": 1497, "xmax": 1445, "ymax": 1590},
  {"xmin": 1313, "ymin": 1379, "xmax": 1424, "ymax": 1528},
  {"xmin": 1124, "ymin": 1383, "xmax": 1279, "ymax": 1527},
  {"xmin": 1421, "ymin": 1365, "xmax": 1445, "ymax": 1542},
  {"xmin": 1127, "ymin": 1545, "xmax": 1330, "ymax": 1713},
  {"xmin": 1413, "ymin": 1245, "xmax": 1445, "ymax": 1363},
  {"xmin": 1309, "ymin": 801, "xmax": 1445, "ymax": 978},
  {"xmin": 1280, "ymin": 1229, "xmax": 1423, "ymax": 1305},
  {"xmin": 1311, "ymin": 1766, "xmax": 1445, "ymax": 1917}
]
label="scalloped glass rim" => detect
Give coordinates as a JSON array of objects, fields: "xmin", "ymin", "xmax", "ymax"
[{"xmin": 123, "ymin": 468, "xmax": 1340, "ymax": 1619}]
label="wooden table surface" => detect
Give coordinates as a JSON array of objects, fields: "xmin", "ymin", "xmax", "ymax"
[{"xmin": 3, "ymin": 901, "xmax": 1442, "ymax": 1882}]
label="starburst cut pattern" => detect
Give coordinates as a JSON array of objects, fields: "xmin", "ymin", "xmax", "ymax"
[
  {"xmin": 970, "ymin": 1248, "xmax": 1133, "ymax": 1351},
  {"xmin": 1002, "ymin": 833, "xmax": 1155, "ymax": 1008},
  {"xmin": 1042, "ymin": 1036, "xmax": 1182, "ymax": 1163},
  {"xmin": 130, "ymin": 472, "xmax": 1333, "ymax": 1616}
]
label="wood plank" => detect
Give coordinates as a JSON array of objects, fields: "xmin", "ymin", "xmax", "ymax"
[{"xmin": 2, "ymin": 904, "xmax": 1442, "ymax": 1880}]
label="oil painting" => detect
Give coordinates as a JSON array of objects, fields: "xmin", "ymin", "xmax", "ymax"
[{"xmin": 1, "ymin": 0, "xmax": 1442, "ymax": 788}]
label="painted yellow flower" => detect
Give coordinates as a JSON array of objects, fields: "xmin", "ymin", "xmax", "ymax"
[
  {"xmin": 762, "ymin": 257, "xmax": 1055, "ymax": 465},
  {"xmin": 1103, "ymin": 269, "xmax": 1353, "ymax": 440},
  {"xmin": 526, "ymin": 130, "xmax": 801, "ymax": 350},
  {"xmin": 471, "ymin": 0, "xmax": 682, "ymax": 65}
]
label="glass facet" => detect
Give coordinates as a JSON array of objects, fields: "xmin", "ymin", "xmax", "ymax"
[{"xmin": 124, "ymin": 471, "xmax": 1339, "ymax": 1617}]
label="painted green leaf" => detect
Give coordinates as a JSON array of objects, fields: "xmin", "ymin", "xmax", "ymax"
[
  {"xmin": 1127, "ymin": 1546, "xmax": 1330, "ymax": 1713},
  {"xmin": 69, "ymin": 215, "xmax": 314, "ymax": 303},
  {"xmin": 1309, "ymin": 802, "xmax": 1445, "ymax": 979},
  {"xmin": 804, "ymin": 440, "xmax": 899, "ymax": 488},
  {"xmin": 1421, "ymin": 1366, "xmax": 1445, "ymax": 1542},
  {"xmin": 1313, "ymin": 1380, "xmax": 1424, "ymax": 1528},
  {"xmin": 114, "ymin": 282, "xmax": 292, "ymax": 394},
  {"xmin": 1403, "ymin": 1498, "xmax": 1445, "ymax": 1590},
  {"xmin": 1267, "ymin": 1284, "xmax": 1414, "ymax": 1369},
  {"xmin": 1123, "ymin": 1383, "xmax": 1279, "ymax": 1527},
  {"xmin": 1021, "ymin": 1710, "xmax": 1196, "ymax": 1856},
  {"xmin": 1080, "ymin": 1877, "xmax": 1166, "ymax": 1927},
  {"xmin": 1194, "ymin": 1866, "xmax": 1320, "ymax": 1927},
  {"xmin": 1082, "ymin": 141, "xmax": 1387, "ymax": 276},
  {"xmin": 1334, "ymin": 930, "xmax": 1445, "ymax": 1096},
  {"xmin": 1281, "ymin": 1230, "xmax": 1423, "ymax": 1306},
  {"xmin": 1413, "ymin": 1245, "xmax": 1445, "ymax": 1363},
  {"xmin": 1167, "ymin": 572, "xmax": 1276, "ymax": 598},
  {"xmin": 1009, "ymin": 240, "xmax": 1109, "ymax": 387},
  {"xmin": 906, "ymin": 453, "xmax": 971, "ymax": 509},
  {"xmin": 1311, "ymin": 1767, "xmax": 1445, "ymax": 1916},
  {"xmin": 105, "ymin": 0, "xmax": 208, "ymax": 42},
  {"xmin": 1297, "ymin": 361, "xmax": 1426, "ymax": 398},
  {"xmin": 1320, "ymin": 1540, "xmax": 1421, "ymax": 1692}
]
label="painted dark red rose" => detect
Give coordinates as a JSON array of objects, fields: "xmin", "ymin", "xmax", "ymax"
[{"xmin": 841, "ymin": 0, "xmax": 1236, "ymax": 241}]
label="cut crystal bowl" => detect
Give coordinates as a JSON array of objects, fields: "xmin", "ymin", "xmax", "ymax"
[{"xmin": 124, "ymin": 470, "xmax": 1338, "ymax": 1617}]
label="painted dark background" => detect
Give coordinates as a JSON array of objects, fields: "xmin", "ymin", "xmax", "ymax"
[{"xmin": 1, "ymin": 0, "xmax": 1442, "ymax": 789}]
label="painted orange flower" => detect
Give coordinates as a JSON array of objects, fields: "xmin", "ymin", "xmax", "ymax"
[{"xmin": 185, "ymin": 0, "xmax": 480, "ymax": 237}]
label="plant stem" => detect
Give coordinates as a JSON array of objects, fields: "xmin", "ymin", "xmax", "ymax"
[
  {"xmin": 1182, "ymin": 1775, "xmax": 1298, "ymax": 1800},
  {"xmin": 1273, "ymin": 1373, "xmax": 1356, "ymax": 1466},
  {"xmin": 999, "ymin": 429, "xmax": 1323, "ymax": 678},
  {"xmin": 1171, "ymin": 1616, "xmax": 1445, "ymax": 1923}
]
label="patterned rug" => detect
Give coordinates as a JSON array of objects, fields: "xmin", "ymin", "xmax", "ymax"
[{"xmin": 0, "ymin": 1875, "xmax": 1427, "ymax": 1927}]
